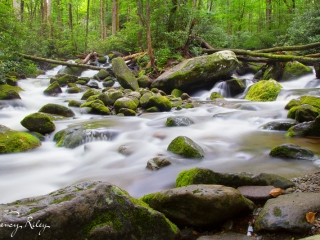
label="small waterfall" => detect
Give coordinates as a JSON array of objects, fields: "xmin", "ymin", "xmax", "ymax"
[{"xmin": 237, "ymin": 79, "xmax": 254, "ymax": 99}]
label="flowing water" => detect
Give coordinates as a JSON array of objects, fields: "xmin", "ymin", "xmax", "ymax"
[{"xmin": 1, "ymin": 67, "xmax": 320, "ymax": 204}]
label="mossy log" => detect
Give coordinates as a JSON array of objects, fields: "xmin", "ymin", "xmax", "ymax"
[
  {"xmin": 16, "ymin": 52, "xmax": 109, "ymax": 71},
  {"xmin": 253, "ymin": 42, "xmax": 320, "ymax": 53}
]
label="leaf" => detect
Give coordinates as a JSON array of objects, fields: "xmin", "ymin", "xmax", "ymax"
[
  {"xmin": 306, "ymin": 212, "xmax": 317, "ymax": 224},
  {"xmin": 269, "ymin": 188, "xmax": 283, "ymax": 197}
]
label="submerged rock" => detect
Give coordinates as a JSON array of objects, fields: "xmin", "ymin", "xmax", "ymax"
[
  {"xmin": 175, "ymin": 168, "xmax": 294, "ymax": 189},
  {"xmin": 260, "ymin": 121, "xmax": 296, "ymax": 131},
  {"xmin": 270, "ymin": 143, "xmax": 317, "ymax": 161},
  {"xmin": 167, "ymin": 136, "xmax": 204, "ymax": 159},
  {"xmin": 141, "ymin": 184, "xmax": 255, "ymax": 228},
  {"xmin": 245, "ymin": 79, "xmax": 282, "ymax": 102},
  {"xmin": 0, "ymin": 181, "xmax": 180, "ymax": 239},
  {"xmin": 20, "ymin": 112, "xmax": 56, "ymax": 134},
  {"xmin": 0, "ymin": 124, "xmax": 41, "ymax": 154},
  {"xmin": 151, "ymin": 50, "xmax": 238, "ymax": 93},
  {"xmin": 112, "ymin": 57, "xmax": 139, "ymax": 90},
  {"xmin": 254, "ymin": 192, "xmax": 320, "ymax": 233},
  {"xmin": 39, "ymin": 103, "xmax": 75, "ymax": 117},
  {"xmin": 165, "ymin": 116, "xmax": 194, "ymax": 127}
]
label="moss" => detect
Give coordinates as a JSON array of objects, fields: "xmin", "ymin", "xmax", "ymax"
[
  {"xmin": 39, "ymin": 103, "xmax": 75, "ymax": 117},
  {"xmin": 86, "ymin": 95, "xmax": 99, "ymax": 102},
  {"xmin": 171, "ymin": 89, "xmax": 183, "ymax": 98},
  {"xmin": 210, "ymin": 92, "xmax": 224, "ymax": 100},
  {"xmin": 112, "ymin": 57, "xmax": 139, "ymax": 90},
  {"xmin": 51, "ymin": 194, "xmax": 75, "ymax": 204},
  {"xmin": 50, "ymin": 74, "xmax": 78, "ymax": 87},
  {"xmin": 27, "ymin": 207, "xmax": 44, "ymax": 215},
  {"xmin": 282, "ymin": 61, "xmax": 312, "ymax": 81},
  {"xmin": 167, "ymin": 136, "xmax": 204, "ymax": 159},
  {"xmin": 147, "ymin": 95, "xmax": 172, "ymax": 112},
  {"xmin": 273, "ymin": 207, "xmax": 282, "ymax": 217},
  {"xmin": 0, "ymin": 125, "xmax": 41, "ymax": 153},
  {"xmin": 81, "ymin": 89, "xmax": 100, "ymax": 100},
  {"xmin": 245, "ymin": 79, "xmax": 282, "ymax": 102},
  {"xmin": 175, "ymin": 168, "xmax": 216, "ymax": 187},
  {"xmin": 43, "ymin": 81, "xmax": 62, "ymax": 96},
  {"xmin": 68, "ymin": 100, "xmax": 82, "ymax": 107},
  {"xmin": 284, "ymin": 99, "xmax": 301, "ymax": 110},
  {"xmin": 0, "ymin": 84, "xmax": 23, "ymax": 100},
  {"xmin": 21, "ymin": 112, "xmax": 56, "ymax": 134},
  {"xmin": 114, "ymin": 97, "xmax": 138, "ymax": 113},
  {"xmin": 183, "ymin": 103, "xmax": 194, "ymax": 108},
  {"xmin": 300, "ymin": 95, "xmax": 320, "ymax": 109}
]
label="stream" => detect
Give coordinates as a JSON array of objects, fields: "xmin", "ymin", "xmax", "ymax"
[{"xmin": 0, "ymin": 67, "xmax": 320, "ymax": 204}]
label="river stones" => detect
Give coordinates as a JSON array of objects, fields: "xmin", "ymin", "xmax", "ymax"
[
  {"xmin": 137, "ymin": 75, "xmax": 150, "ymax": 88},
  {"xmin": 53, "ymin": 124, "xmax": 120, "ymax": 148},
  {"xmin": 141, "ymin": 184, "xmax": 255, "ymax": 228},
  {"xmin": 286, "ymin": 115, "xmax": 320, "ymax": 137},
  {"xmin": 165, "ymin": 116, "xmax": 194, "ymax": 127},
  {"xmin": 175, "ymin": 168, "xmax": 294, "ymax": 189},
  {"xmin": 167, "ymin": 136, "xmax": 204, "ymax": 159},
  {"xmin": 210, "ymin": 92, "xmax": 224, "ymax": 100},
  {"xmin": 93, "ymin": 69, "xmax": 110, "ymax": 80},
  {"xmin": 237, "ymin": 186, "xmax": 275, "ymax": 203},
  {"xmin": 0, "ymin": 84, "xmax": 22, "ymax": 100},
  {"xmin": 269, "ymin": 143, "xmax": 317, "ymax": 161},
  {"xmin": 80, "ymin": 99, "xmax": 111, "ymax": 115},
  {"xmin": 50, "ymin": 73, "xmax": 78, "ymax": 87},
  {"xmin": 147, "ymin": 94, "xmax": 172, "ymax": 112},
  {"xmin": 287, "ymin": 104, "xmax": 320, "ymax": 123},
  {"xmin": 151, "ymin": 50, "xmax": 238, "ymax": 93},
  {"xmin": 114, "ymin": 97, "xmax": 138, "ymax": 113},
  {"xmin": 0, "ymin": 181, "xmax": 180, "ymax": 240},
  {"xmin": 254, "ymin": 192, "xmax": 320, "ymax": 233},
  {"xmin": 146, "ymin": 156, "xmax": 172, "ymax": 171},
  {"xmin": 112, "ymin": 57, "xmax": 139, "ymax": 90},
  {"xmin": 39, "ymin": 103, "xmax": 75, "ymax": 117},
  {"xmin": 171, "ymin": 89, "xmax": 183, "ymax": 98},
  {"xmin": 81, "ymin": 88, "xmax": 100, "ymax": 100},
  {"xmin": 260, "ymin": 121, "xmax": 296, "ymax": 131},
  {"xmin": 225, "ymin": 78, "xmax": 246, "ymax": 96},
  {"xmin": 0, "ymin": 125, "xmax": 41, "ymax": 154},
  {"xmin": 245, "ymin": 79, "xmax": 282, "ymax": 102},
  {"xmin": 43, "ymin": 82, "xmax": 62, "ymax": 96},
  {"xmin": 21, "ymin": 112, "xmax": 56, "ymax": 134}
]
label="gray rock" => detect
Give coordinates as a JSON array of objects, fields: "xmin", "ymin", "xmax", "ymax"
[
  {"xmin": 167, "ymin": 136, "xmax": 204, "ymax": 159},
  {"xmin": 286, "ymin": 115, "xmax": 320, "ymax": 137},
  {"xmin": 151, "ymin": 50, "xmax": 238, "ymax": 92},
  {"xmin": 269, "ymin": 143, "xmax": 317, "ymax": 161},
  {"xmin": 254, "ymin": 192, "xmax": 320, "ymax": 233},
  {"xmin": 260, "ymin": 121, "xmax": 296, "ymax": 131},
  {"xmin": 141, "ymin": 184, "xmax": 255, "ymax": 228},
  {"xmin": 237, "ymin": 186, "xmax": 274, "ymax": 203},
  {"xmin": 0, "ymin": 181, "xmax": 180, "ymax": 240},
  {"xmin": 197, "ymin": 231, "xmax": 252, "ymax": 240},
  {"xmin": 43, "ymin": 82, "xmax": 62, "ymax": 96},
  {"xmin": 112, "ymin": 57, "xmax": 139, "ymax": 90},
  {"xmin": 165, "ymin": 116, "xmax": 194, "ymax": 127},
  {"xmin": 146, "ymin": 156, "xmax": 172, "ymax": 170}
]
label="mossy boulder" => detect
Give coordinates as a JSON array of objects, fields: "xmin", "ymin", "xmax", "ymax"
[
  {"xmin": 300, "ymin": 95, "xmax": 320, "ymax": 109},
  {"xmin": 151, "ymin": 50, "xmax": 238, "ymax": 92},
  {"xmin": 165, "ymin": 116, "xmax": 194, "ymax": 127},
  {"xmin": 112, "ymin": 57, "xmax": 139, "ymax": 90},
  {"xmin": 245, "ymin": 79, "xmax": 282, "ymax": 102},
  {"xmin": 171, "ymin": 89, "xmax": 183, "ymax": 98},
  {"xmin": 140, "ymin": 92, "xmax": 154, "ymax": 107},
  {"xmin": 54, "ymin": 123, "xmax": 120, "ymax": 148},
  {"xmin": 210, "ymin": 92, "xmax": 224, "ymax": 100},
  {"xmin": 147, "ymin": 94, "xmax": 172, "ymax": 112},
  {"xmin": 102, "ymin": 79, "xmax": 115, "ymax": 87},
  {"xmin": 269, "ymin": 143, "xmax": 316, "ymax": 161},
  {"xmin": 81, "ymin": 99, "xmax": 110, "ymax": 115},
  {"xmin": 254, "ymin": 193, "xmax": 320, "ymax": 234},
  {"xmin": 58, "ymin": 66, "xmax": 83, "ymax": 76},
  {"xmin": 50, "ymin": 74, "xmax": 78, "ymax": 87},
  {"xmin": 137, "ymin": 75, "xmax": 150, "ymax": 88},
  {"xmin": 281, "ymin": 61, "xmax": 313, "ymax": 81},
  {"xmin": 0, "ymin": 125, "xmax": 41, "ymax": 153},
  {"xmin": 260, "ymin": 121, "xmax": 296, "ymax": 131},
  {"xmin": 114, "ymin": 97, "xmax": 138, "ymax": 113},
  {"xmin": 287, "ymin": 104, "xmax": 320, "ymax": 123},
  {"xmin": 21, "ymin": 112, "xmax": 56, "ymax": 134},
  {"xmin": 141, "ymin": 184, "xmax": 255, "ymax": 228},
  {"xmin": 94, "ymin": 69, "xmax": 110, "ymax": 80},
  {"xmin": 284, "ymin": 98, "xmax": 301, "ymax": 110},
  {"xmin": 225, "ymin": 78, "xmax": 246, "ymax": 96},
  {"xmin": 175, "ymin": 168, "xmax": 294, "ymax": 189},
  {"xmin": 286, "ymin": 115, "xmax": 320, "ymax": 137},
  {"xmin": 39, "ymin": 103, "xmax": 75, "ymax": 117},
  {"xmin": 167, "ymin": 136, "xmax": 204, "ymax": 159},
  {"xmin": 68, "ymin": 100, "xmax": 83, "ymax": 107},
  {"xmin": 146, "ymin": 156, "xmax": 172, "ymax": 171},
  {"xmin": 43, "ymin": 82, "xmax": 62, "ymax": 96},
  {"xmin": 119, "ymin": 108, "xmax": 136, "ymax": 116},
  {"xmin": 0, "ymin": 181, "xmax": 180, "ymax": 239},
  {"xmin": 81, "ymin": 89, "xmax": 100, "ymax": 100},
  {"xmin": 98, "ymin": 90, "xmax": 124, "ymax": 106},
  {"xmin": 0, "ymin": 84, "xmax": 23, "ymax": 100}
]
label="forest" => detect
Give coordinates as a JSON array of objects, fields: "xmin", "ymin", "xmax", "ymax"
[{"xmin": 1, "ymin": 0, "xmax": 320, "ymax": 76}]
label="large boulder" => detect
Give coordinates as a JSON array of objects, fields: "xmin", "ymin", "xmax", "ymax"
[
  {"xmin": 300, "ymin": 95, "xmax": 320, "ymax": 109},
  {"xmin": 50, "ymin": 74, "xmax": 78, "ymax": 87},
  {"xmin": 245, "ymin": 79, "xmax": 282, "ymax": 101},
  {"xmin": 112, "ymin": 57, "xmax": 139, "ymax": 90},
  {"xmin": 167, "ymin": 136, "xmax": 204, "ymax": 159},
  {"xmin": 175, "ymin": 168, "xmax": 294, "ymax": 189},
  {"xmin": 54, "ymin": 124, "xmax": 120, "ymax": 148},
  {"xmin": 286, "ymin": 115, "xmax": 320, "ymax": 137},
  {"xmin": 58, "ymin": 66, "xmax": 83, "ymax": 76},
  {"xmin": 39, "ymin": 103, "xmax": 75, "ymax": 117},
  {"xmin": 281, "ymin": 61, "xmax": 313, "ymax": 81},
  {"xmin": 0, "ymin": 181, "xmax": 180, "ymax": 240},
  {"xmin": 0, "ymin": 84, "xmax": 22, "ymax": 100},
  {"xmin": 269, "ymin": 143, "xmax": 317, "ymax": 161},
  {"xmin": 0, "ymin": 125, "xmax": 41, "ymax": 154},
  {"xmin": 254, "ymin": 193, "xmax": 320, "ymax": 233},
  {"xmin": 151, "ymin": 50, "xmax": 238, "ymax": 93},
  {"xmin": 287, "ymin": 104, "xmax": 320, "ymax": 123},
  {"xmin": 141, "ymin": 184, "xmax": 255, "ymax": 228},
  {"xmin": 20, "ymin": 112, "xmax": 56, "ymax": 134}
]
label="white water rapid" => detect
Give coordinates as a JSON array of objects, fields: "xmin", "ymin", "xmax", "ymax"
[{"xmin": 0, "ymin": 68, "xmax": 319, "ymax": 204}]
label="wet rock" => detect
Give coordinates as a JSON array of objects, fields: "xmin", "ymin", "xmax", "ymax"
[
  {"xmin": 300, "ymin": 95, "xmax": 320, "ymax": 109},
  {"xmin": 114, "ymin": 97, "xmax": 138, "ymax": 113},
  {"xmin": 146, "ymin": 156, "xmax": 172, "ymax": 170},
  {"xmin": 260, "ymin": 121, "xmax": 296, "ymax": 131},
  {"xmin": 0, "ymin": 181, "xmax": 180, "ymax": 240},
  {"xmin": 54, "ymin": 125, "xmax": 120, "ymax": 148},
  {"xmin": 147, "ymin": 94, "xmax": 172, "ymax": 112},
  {"xmin": 80, "ymin": 99, "xmax": 110, "ymax": 115},
  {"xmin": 20, "ymin": 112, "xmax": 56, "ymax": 134},
  {"xmin": 0, "ymin": 84, "xmax": 22, "ymax": 100},
  {"xmin": 175, "ymin": 168, "xmax": 294, "ymax": 189},
  {"xmin": 210, "ymin": 92, "xmax": 224, "ymax": 100},
  {"xmin": 112, "ymin": 57, "xmax": 139, "ymax": 90},
  {"xmin": 50, "ymin": 73, "xmax": 78, "ymax": 87},
  {"xmin": 99, "ymin": 90, "xmax": 124, "ymax": 106},
  {"xmin": 81, "ymin": 88, "xmax": 100, "ymax": 100},
  {"xmin": 197, "ymin": 231, "xmax": 252, "ymax": 240},
  {"xmin": 0, "ymin": 124, "xmax": 41, "ymax": 154},
  {"xmin": 140, "ymin": 92, "xmax": 153, "ymax": 108},
  {"xmin": 151, "ymin": 50, "xmax": 238, "ymax": 93},
  {"xmin": 286, "ymin": 115, "xmax": 320, "ymax": 137},
  {"xmin": 245, "ymin": 79, "xmax": 282, "ymax": 102},
  {"xmin": 86, "ymin": 80, "xmax": 100, "ymax": 89},
  {"xmin": 167, "ymin": 136, "xmax": 204, "ymax": 159},
  {"xmin": 39, "ymin": 103, "xmax": 75, "ymax": 117},
  {"xmin": 237, "ymin": 186, "xmax": 275, "ymax": 203},
  {"xmin": 225, "ymin": 78, "xmax": 246, "ymax": 96},
  {"xmin": 166, "ymin": 116, "xmax": 194, "ymax": 127},
  {"xmin": 137, "ymin": 75, "xmax": 150, "ymax": 88},
  {"xmin": 119, "ymin": 108, "xmax": 136, "ymax": 116},
  {"xmin": 58, "ymin": 66, "xmax": 83, "ymax": 76},
  {"xmin": 94, "ymin": 69, "xmax": 110, "ymax": 80},
  {"xmin": 287, "ymin": 104, "xmax": 320, "ymax": 123},
  {"xmin": 141, "ymin": 184, "xmax": 255, "ymax": 228},
  {"xmin": 181, "ymin": 93, "xmax": 190, "ymax": 100},
  {"xmin": 285, "ymin": 98, "xmax": 301, "ymax": 110},
  {"xmin": 118, "ymin": 144, "xmax": 135, "ymax": 155},
  {"xmin": 171, "ymin": 89, "xmax": 183, "ymax": 98},
  {"xmin": 282, "ymin": 61, "xmax": 313, "ymax": 81},
  {"xmin": 269, "ymin": 143, "xmax": 317, "ymax": 161},
  {"xmin": 102, "ymin": 78, "xmax": 115, "ymax": 87},
  {"xmin": 43, "ymin": 82, "xmax": 62, "ymax": 96},
  {"xmin": 66, "ymin": 83, "xmax": 86, "ymax": 93},
  {"xmin": 254, "ymin": 192, "xmax": 320, "ymax": 233}
]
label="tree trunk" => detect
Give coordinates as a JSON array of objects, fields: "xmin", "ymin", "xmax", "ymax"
[
  {"xmin": 266, "ymin": 0, "xmax": 272, "ymax": 29},
  {"xmin": 112, "ymin": 0, "xmax": 117, "ymax": 36},
  {"xmin": 146, "ymin": 0, "xmax": 157, "ymax": 72},
  {"xmin": 85, "ymin": 0, "xmax": 90, "ymax": 52},
  {"xmin": 100, "ymin": 0, "xmax": 106, "ymax": 40}
]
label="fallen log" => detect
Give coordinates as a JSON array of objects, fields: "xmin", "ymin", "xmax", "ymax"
[
  {"xmin": 123, "ymin": 52, "xmax": 147, "ymax": 61},
  {"xmin": 253, "ymin": 42, "xmax": 320, "ymax": 53},
  {"xmin": 82, "ymin": 50, "xmax": 94, "ymax": 64},
  {"xmin": 191, "ymin": 36, "xmax": 214, "ymax": 50},
  {"xmin": 16, "ymin": 52, "xmax": 108, "ymax": 71}
]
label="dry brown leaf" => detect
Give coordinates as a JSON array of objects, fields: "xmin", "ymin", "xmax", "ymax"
[
  {"xmin": 306, "ymin": 212, "xmax": 317, "ymax": 224},
  {"xmin": 269, "ymin": 188, "xmax": 283, "ymax": 197}
]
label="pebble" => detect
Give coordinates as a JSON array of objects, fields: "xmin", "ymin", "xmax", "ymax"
[{"xmin": 286, "ymin": 172, "xmax": 320, "ymax": 194}]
